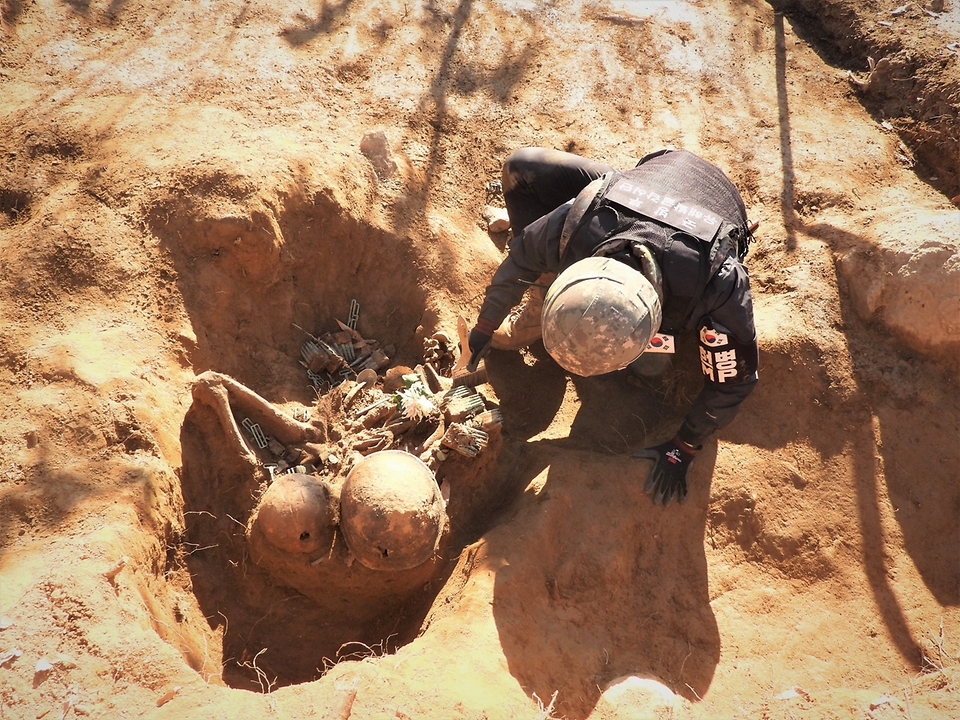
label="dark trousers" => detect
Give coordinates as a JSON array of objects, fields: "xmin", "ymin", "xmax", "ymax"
[{"xmin": 500, "ymin": 147, "xmax": 613, "ymax": 234}]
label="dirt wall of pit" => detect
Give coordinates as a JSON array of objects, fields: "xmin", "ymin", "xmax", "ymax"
[
  {"xmin": 1, "ymin": 0, "xmax": 959, "ymax": 718},
  {"xmin": 774, "ymin": 0, "xmax": 960, "ymax": 199}
]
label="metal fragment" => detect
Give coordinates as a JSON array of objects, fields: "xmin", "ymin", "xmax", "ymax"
[
  {"xmin": 465, "ymin": 426, "xmax": 488, "ymax": 446},
  {"xmin": 441, "ymin": 423, "xmax": 489, "ymax": 457},
  {"xmin": 307, "ymin": 369, "xmax": 326, "ymax": 389},
  {"xmin": 469, "ymin": 408, "xmax": 503, "ymax": 432},
  {"xmin": 301, "ymin": 340, "xmax": 322, "ymax": 364},
  {"xmin": 359, "ymin": 348, "xmax": 390, "ymax": 372},
  {"xmin": 347, "ymin": 299, "xmax": 360, "ymax": 329},
  {"xmin": 445, "ymin": 394, "xmax": 485, "ymax": 423},
  {"xmin": 442, "ymin": 385, "xmax": 472, "ymax": 405},
  {"xmin": 354, "ymin": 396, "xmax": 392, "ymax": 417},
  {"xmin": 293, "ymin": 407, "xmax": 311, "ymax": 422},
  {"xmin": 241, "ymin": 418, "xmax": 268, "ymax": 449}
]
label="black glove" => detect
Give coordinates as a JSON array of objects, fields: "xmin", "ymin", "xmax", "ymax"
[
  {"xmin": 633, "ymin": 436, "xmax": 699, "ymax": 505},
  {"xmin": 466, "ymin": 319, "xmax": 495, "ymax": 372}
]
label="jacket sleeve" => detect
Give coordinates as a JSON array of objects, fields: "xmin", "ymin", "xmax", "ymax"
[
  {"xmin": 477, "ymin": 201, "xmax": 571, "ymax": 327},
  {"xmin": 676, "ymin": 257, "xmax": 759, "ymax": 447}
]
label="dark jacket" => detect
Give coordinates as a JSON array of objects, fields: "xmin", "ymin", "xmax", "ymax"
[{"xmin": 478, "ymin": 150, "xmax": 758, "ymax": 446}]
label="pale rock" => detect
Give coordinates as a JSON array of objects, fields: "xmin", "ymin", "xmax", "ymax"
[
  {"xmin": 360, "ymin": 130, "xmax": 397, "ymax": 179},
  {"xmin": 587, "ymin": 675, "xmax": 686, "ymax": 719},
  {"xmin": 836, "ymin": 207, "xmax": 960, "ymax": 371},
  {"xmin": 482, "ymin": 205, "xmax": 510, "ymax": 233}
]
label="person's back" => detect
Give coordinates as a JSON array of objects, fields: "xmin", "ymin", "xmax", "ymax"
[
  {"xmin": 468, "ymin": 146, "xmax": 759, "ymax": 506},
  {"xmin": 560, "ymin": 148, "xmax": 753, "ymax": 335}
]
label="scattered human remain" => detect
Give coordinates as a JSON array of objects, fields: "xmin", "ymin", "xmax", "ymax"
[{"xmin": 467, "ymin": 147, "xmax": 759, "ymax": 505}]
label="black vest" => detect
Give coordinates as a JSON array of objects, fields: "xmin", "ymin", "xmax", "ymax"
[{"xmin": 563, "ymin": 150, "xmax": 750, "ymax": 332}]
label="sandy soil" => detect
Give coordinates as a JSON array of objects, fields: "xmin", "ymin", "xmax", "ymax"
[{"xmin": 1, "ymin": 0, "xmax": 959, "ymax": 718}]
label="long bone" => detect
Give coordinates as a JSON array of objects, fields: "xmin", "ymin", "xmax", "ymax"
[{"xmin": 192, "ymin": 371, "xmax": 321, "ymax": 466}]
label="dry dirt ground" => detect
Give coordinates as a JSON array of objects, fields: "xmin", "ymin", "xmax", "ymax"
[{"xmin": 1, "ymin": 0, "xmax": 959, "ymax": 718}]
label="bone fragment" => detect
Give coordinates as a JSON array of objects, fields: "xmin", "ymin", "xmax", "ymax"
[{"xmin": 193, "ymin": 371, "xmax": 319, "ymax": 446}]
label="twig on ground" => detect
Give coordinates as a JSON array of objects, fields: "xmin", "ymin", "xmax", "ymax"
[
  {"xmin": 924, "ymin": 617, "xmax": 955, "ymax": 672},
  {"xmin": 238, "ymin": 647, "xmax": 276, "ymax": 693},
  {"xmin": 320, "ymin": 635, "xmax": 398, "ymax": 674},
  {"xmin": 531, "ymin": 690, "xmax": 559, "ymax": 720}
]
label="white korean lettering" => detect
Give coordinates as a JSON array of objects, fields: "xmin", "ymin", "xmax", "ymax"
[
  {"xmin": 699, "ymin": 346, "xmax": 715, "ymax": 381},
  {"xmin": 715, "ymin": 349, "xmax": 738, "ymax": 382},
  {"xmin": 654, "ymin": 206, "xmax": 669, "ymax": 219},
  {"xmin": 682, "ymin": 218, "xmax": 698, "ymax": 231}
]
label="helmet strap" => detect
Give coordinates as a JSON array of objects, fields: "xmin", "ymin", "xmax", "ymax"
[{"xmin": 632, "ymin": 242, "xmax": 663, "ymax": 305}]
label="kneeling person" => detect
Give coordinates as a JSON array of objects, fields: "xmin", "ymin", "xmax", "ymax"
[{"xmin": 469, "ymin": 147, "xmax": 759, "ymax": 506}]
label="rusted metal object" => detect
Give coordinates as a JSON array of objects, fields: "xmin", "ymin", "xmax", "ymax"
[
  {"xmin": 251, "ymin": 474, "xmax": 339, "ymax": 555},
  {"xmin": 445, "ymin": 393, "xmax": 485, "ymax": 423},
  {"xmin": 440, "ymin": 423, "xmax": 489, "ymax": 457},
  {"xmin": 339, "ymin": 451, "xmax": 447, "ymax": 571}
]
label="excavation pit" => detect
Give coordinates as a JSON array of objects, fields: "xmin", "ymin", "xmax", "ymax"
[{"xmin": 165, "ymin": 203, "xmax": 511, "ymax": 689}]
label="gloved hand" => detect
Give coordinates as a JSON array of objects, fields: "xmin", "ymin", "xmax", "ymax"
[
  {"xmin": 466, "ymin": 318, "xmax": 495, "ymax": 372},
  {"xmin": 632, "ymin": 436, "xmax": 700, "ymax": 505}
]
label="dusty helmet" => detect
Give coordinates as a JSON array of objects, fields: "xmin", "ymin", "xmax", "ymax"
[
  {"xmin": 340, "ymin": 450, "xmax": 446, "ymax": 571},
  {"xmin": 252, "ymin": 473, "xmax": 338, "ymax": 555},
  {"xmin": 541, "ymin": 256, "xmax": 662, "ymax": 376}
]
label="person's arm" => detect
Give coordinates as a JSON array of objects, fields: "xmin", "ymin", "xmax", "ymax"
[
  {"xmin": 467, "ymin": 202, "xmax": 571, "ymax": 368},
  {"xmin": 679, "ymin": 259, "xmax": 759, "ymax": 446},
  {"xmin": 477, "ymin": 201, "xmax": 571, "ymax": 328},
  {"xmin": 635, "ymin": 258, "xmax": 758, "ymax": 505}
]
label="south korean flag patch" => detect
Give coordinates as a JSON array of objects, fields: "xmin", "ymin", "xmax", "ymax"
[
  {"xmin": 645, "ymin": 332, "xmax": 675, "ymax": 354},
  {"xmin": 698, "ymin": 320, "xmax": 757, "ymax": 384},
  {"xmin": 699, "ymin": 326, "xmax": 728, "ymax": 348}
]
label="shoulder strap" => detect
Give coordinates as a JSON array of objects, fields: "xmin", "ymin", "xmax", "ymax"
[{"xmin": 558, "ymin": 171, "xmax": 617, "ymax": 259}]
